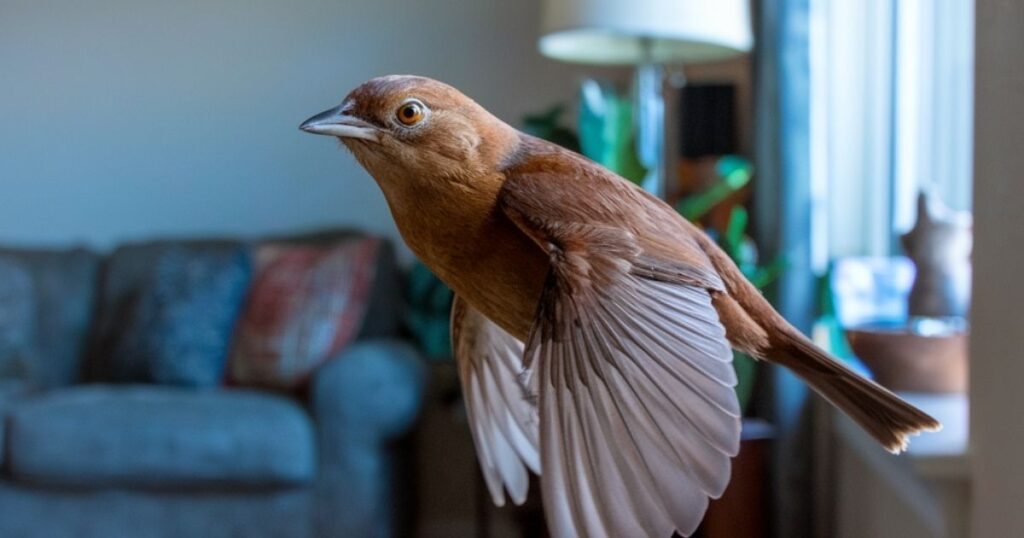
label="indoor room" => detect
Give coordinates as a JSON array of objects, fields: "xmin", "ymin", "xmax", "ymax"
[{"xmin": 0, "ymin": 1, "xmax": 1019, "ymax": 537}]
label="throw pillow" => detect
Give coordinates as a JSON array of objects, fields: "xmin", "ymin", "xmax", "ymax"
[
  {"xmin": 0, "ymin": 258, "xmax": 35, "ymax": 379},
  {"xmin": 229, "ymin": 237, "xmax": 379, "ymax": 389},
  {"xmin": 105, "ymin": 244, "xmax": 252, "ymax": 387}
]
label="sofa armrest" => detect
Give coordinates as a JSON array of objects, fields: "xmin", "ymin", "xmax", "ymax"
[
  {"xmin": 311, "ymin": 339, "xmax": 427, "ymax": 447},
  {"xmin": 309, "ymin": 339, "xmax": 427, "ymax": 537}
]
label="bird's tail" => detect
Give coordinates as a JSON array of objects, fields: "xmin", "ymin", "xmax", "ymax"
[
  {"xmin": 695, "ymin": 231, "xmax": 941, "ymax": 452},
  {"xmin": 772, "ymin": 328, "xmax": 942, "ymax": 453}
]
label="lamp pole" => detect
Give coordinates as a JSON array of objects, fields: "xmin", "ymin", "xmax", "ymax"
[{"xmin": 635, "ymin": 38, "xmax": 667, "ymax": 199}]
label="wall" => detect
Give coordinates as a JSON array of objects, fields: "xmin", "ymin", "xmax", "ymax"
[
  {"xmin": 970, "ymin": 0, "xmax": 1024, "ymax": 537},
  {"xmin": 0, "ymin": 0, "xmax": 605, "ymax": 254}
]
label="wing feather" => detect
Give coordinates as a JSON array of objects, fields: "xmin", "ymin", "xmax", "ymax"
[
  {"xmin": 530, "ymin": 270, "xmax": 740, "ymax": 537},
  {"xmin": 452, "ymin": 295, "xmax": 540, "ymax": 507},
  {"xmin": 499, "ymin": 166, "xmax": 742, "ymax": 537}
]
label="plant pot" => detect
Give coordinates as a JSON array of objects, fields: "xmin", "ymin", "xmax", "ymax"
[{"xmin": 845, "ymin": 324, "xmax": 968, "ymax": 393}]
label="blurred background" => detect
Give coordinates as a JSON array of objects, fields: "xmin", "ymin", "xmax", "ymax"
[{"xmin": 0, "ymin": 0, "xmax": 1020, "ymax": 537}]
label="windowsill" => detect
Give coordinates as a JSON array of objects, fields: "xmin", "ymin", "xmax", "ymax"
[
  {"xmin": 826, "ymin": 387, "xmax": 971, "ymax": 537},
  {"xmin": 833, "ymin": 388, "xmax": 969, "ymax": 482}
]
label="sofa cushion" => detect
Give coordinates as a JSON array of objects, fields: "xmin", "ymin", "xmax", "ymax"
[
  {"xmin": 0, "ymin": 247, "xmax": 99, "ymax": 387},
  {"xmin": 6, "ymin": 385, "xmax": 314, "ymax": 488},
  {"xmin": 94, "ymin": 242, "xmax": 251, "ymax": 387},
  {"xmin": 0, "ymin": 259, "xmax": 35, "ymax": 380},
  {"xmin": 0, "ymin": 379, "xmax": 35, "ymax": 468}
]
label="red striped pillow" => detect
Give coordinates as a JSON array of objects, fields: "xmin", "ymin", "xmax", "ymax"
[{"xmin": 229, "ymin": 238, "xmax": 379, "ymax": 389}]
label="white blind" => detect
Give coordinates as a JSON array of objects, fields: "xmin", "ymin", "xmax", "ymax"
[{"xmin": 809, "ymin": 0, "xmax": 974, "ymax": 267}]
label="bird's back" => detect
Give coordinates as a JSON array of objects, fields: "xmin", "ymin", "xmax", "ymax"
[{"xmin": 417, "ymin": 133, "xmax": 724, "ymax": 341}]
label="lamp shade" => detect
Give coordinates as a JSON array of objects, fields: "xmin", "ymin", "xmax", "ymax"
[{"xmin": 539, "ymin": 0, "xmax": 753, "ymax": 65}]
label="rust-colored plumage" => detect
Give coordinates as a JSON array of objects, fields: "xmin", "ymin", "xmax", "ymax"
[{"xmin": 301, "ymin": 75, "xmax": 940, "ymax": 538}]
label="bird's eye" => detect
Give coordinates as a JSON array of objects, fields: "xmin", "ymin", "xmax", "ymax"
[{"xmin": 396, "ymin": 100, "xmax": 426, "ymax": 126}]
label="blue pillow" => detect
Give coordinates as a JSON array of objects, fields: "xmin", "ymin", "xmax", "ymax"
[
  {"xmin": 106, "ymin": 245, "xmax": 251, "ymax": 387},
  {"xmin": 0, "ymin": 258, "xmax": 35, "ymax": 380}
]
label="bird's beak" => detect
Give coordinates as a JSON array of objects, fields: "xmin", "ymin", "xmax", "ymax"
[{"xmin": 299, "ymin": 106, "xmax": 380, "ymax": 143}]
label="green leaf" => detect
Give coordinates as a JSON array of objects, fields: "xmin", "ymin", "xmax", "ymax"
[
  {"xmin": 751, "ymin": 255, "xmax": 787, "ymax": 289},
  {"xmin": 716, "ymin": 155, "xmax": 753, "ymax": 189},
  {"xmin": 732, "ymin": 351, "xmax": 758, "ymax": 414},
  {"xmin": 522, "ymin": 104, "xmax": 580, "ymax": 152},
  {"xmin": 724, "ymin": 206, "xmax": 748, "ymax": 256},
  {"xmin": 577, "ymin": 81, "xmax": 647, "ymax": 184},
  {"xmin": 674, "ymin": 155, "xmax": 752, "ymax": 221}
]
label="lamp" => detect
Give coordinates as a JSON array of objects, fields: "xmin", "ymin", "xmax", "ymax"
[{"xmin": 539, "ymin": 0, "xmax": 753, "ymax": 198}]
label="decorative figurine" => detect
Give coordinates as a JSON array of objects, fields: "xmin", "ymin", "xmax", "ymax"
[{"xmin": 901, "ymin": 191, "xmax": 972, "ymax": 320}]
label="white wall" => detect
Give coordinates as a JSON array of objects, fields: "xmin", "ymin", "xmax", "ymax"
[
  {"xmin": 0, "ymin": 0, "xmax": 606, "ymax": 253},
  {"xmin": 970, "ymin": 0, "xmax": 1024, "ymax": 536}
]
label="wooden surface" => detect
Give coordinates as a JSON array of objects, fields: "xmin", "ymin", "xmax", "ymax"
[
  {"xmin": 414, "ymin": 361, "xmax": 524, "ymax": 538},
  {"xmin": 698, "ymin": 419, "xmax": 774, "ymax": 538}
]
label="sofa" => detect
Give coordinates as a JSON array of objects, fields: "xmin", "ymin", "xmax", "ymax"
[{"xmin": 0, "ymin": 230, "xmax": 427, "ymax": 538}]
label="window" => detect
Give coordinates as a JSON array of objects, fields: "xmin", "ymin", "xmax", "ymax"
[{"xmin": 809, "ymin": 0, "xmax": 974, "ymax": 269}]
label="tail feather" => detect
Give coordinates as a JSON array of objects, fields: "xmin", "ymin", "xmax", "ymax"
[
  {"xmin": 697, "ymin": 232, "xmax": 941, "ymax": 453},
  {"xmin": 776, "ymin": 330, "xmax": 942, "ymax": 453}
]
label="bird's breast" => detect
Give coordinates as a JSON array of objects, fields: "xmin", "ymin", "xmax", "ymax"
[{"xmin": 391, "ymin": 192, "xmax": 549, "ymax": 342}]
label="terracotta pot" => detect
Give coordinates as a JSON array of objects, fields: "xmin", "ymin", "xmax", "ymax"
[{"xmin": 845, "ymin": 325, "xmax": 968, "ymax": 393}]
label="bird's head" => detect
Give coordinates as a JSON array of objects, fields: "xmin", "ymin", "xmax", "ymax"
[{"xmin": 300, "ymin": 75, "xmax": 519, "ymax": 184}]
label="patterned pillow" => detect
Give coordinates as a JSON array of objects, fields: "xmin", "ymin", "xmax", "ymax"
[
  {"xmin": 229, "ymin": 238, "xmax": 379, "ymax": 389},
  {"xmin": 105, "ymin": 245, "xmax": 252, "ymax": 387}
]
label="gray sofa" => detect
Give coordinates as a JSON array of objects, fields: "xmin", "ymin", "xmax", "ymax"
[{"xmin": 0, "ymin": 232, "xmax": 427, "ymax": 538}]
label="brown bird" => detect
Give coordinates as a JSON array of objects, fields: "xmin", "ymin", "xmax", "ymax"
[{"xmin": 300, "ymin": 75, "xmax": 940, "ymax": 538}]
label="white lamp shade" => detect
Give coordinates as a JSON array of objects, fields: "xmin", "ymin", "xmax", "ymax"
[{"xmin": 539, "ymin": 0, "xmax": 753, "ymax": 65}]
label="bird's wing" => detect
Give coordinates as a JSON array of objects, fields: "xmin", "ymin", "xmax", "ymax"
[
  {"xmin": 497, "ymin": 162, "xmax": 742, "ymax": 538},
  {"xmin": 451, "ymin": 294, "xmax": 540, "ymax": 507}
]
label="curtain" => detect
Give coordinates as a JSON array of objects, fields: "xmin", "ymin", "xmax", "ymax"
[
  {"xmin": 809, "ymin": 0, "xmax": 975, "ymax": 261},
  {"xmin": 754, "ymin": 1, "xmax": 974, "ymax": 535},
  {"xmin": 753, "ymin": 0, "xmax": 815, "ymax": 537}
]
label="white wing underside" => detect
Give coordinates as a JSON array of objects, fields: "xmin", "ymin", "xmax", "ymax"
[
  {"xmin": 524, "ymin": 274, "xmax": 741, "ymax": 538},
  {"xmin": 452, "ymin": 269, "xmax": 741, "ymax": 537},
  {"xmin": 452, "ymin": 296, "xmax": 540, "ymax": 507}
]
